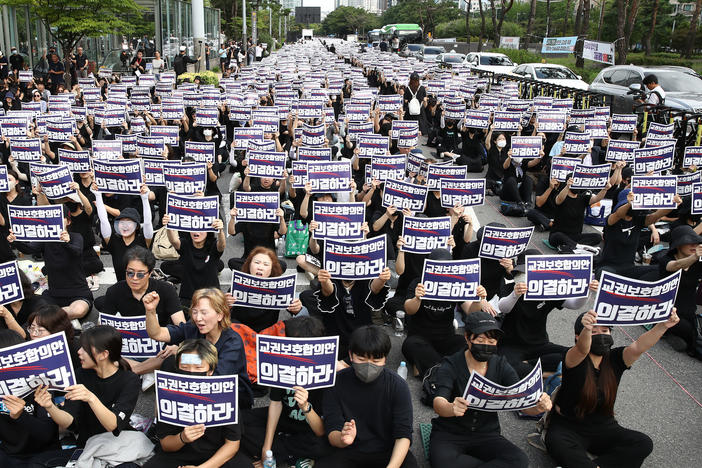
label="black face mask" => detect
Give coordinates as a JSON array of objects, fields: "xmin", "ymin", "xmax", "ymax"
[
  {"xmin": 590, "ymin": 334, "xmax": 614, "ymax": 356},
  {"xmin": 469, "ymin": 343, "xmax": 497, "ymax": 362}
]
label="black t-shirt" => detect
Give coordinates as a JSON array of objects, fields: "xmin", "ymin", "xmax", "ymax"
[
  {"xmin": 101, "ymin": 279, "xmax": 181, "ymax": 326},
  {"xmin": 64, "ymin": 367, "xmax": 140, "ymax": 447},
  {"xmin": 231, "ymin": 304, "xmax": 280, "ymax": 333},
  {"xmin": 106, "ymin": 233, "xmax": 147, "ymax": 282},
  {"xmin": 485, "ymin": 146, "xmax": 507, "ymax": 182},
  {"xmin": 601, "ymin": 214, "xmax": 647, "ymax": 267},
  {"xmin": 555, "ymin": 347, "xmax": 629, "ymax": 424},
  {"xmin": 177, "ymin": 233, "xmax": 223, "ymax": 300},
  {"xmin": 552, "ymin": 193, "xmax": 590, "ymax": 236},
  {"xmin": 0, "ymin": 392, "xmax": 59, "ymax": 455},
  {"xmin": 423, "ymin": 192, "xmax": 447, "ymax": 218},
  {"xmin": 323, "ymin": 367, "xmax": 413, "ymax": 453},
  {"xmin": 156, "ymin": 420, "xmax": 241, "ymax": 457},
  {"xmin": 534, "ymin": 175, "xmax": 558, "ymax": 217},
  {"xmin": 406, "ymin": 279, "xmax": 458, "ymax": 340},
  {"xmin": 234, "ymin": 221, "xmax": 279, "ymax": 259},
  {"xmin": 658, "ymin": 249, "xmax": 702, "ymax": 317},
  {"xmin": 432, "ymin": 351, "xmax": 519, "ymax": 434},
  {"xmin": 269, "ymin": 387, "xmax": 324, "ymax": 435},
  {"xmin": 69, "ymin": 210, "xmax": 96, "ymax": 253},
  {"xmin": 500, "ymin": 297, "xmax": 565, "ymax": 347}
]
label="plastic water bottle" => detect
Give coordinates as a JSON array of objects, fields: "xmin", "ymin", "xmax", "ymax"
[
  {"xmin": 394, "ymin": 311, "xmax": 405, "ymax": 337},
  {"xmin": 263, "ymin": 450, "xmax": 276, "ymax": 468},
  {"xmin": 397, "ymin": 361, "xmax": 408, "ymax": 380}
]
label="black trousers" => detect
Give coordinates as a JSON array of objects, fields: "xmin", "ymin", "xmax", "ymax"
[
  {"xmin": 666, "ymin": 305, "xmax": 699, "ymax": 353},
  {"xmin": 142, "ymin": 450, "xmax": 253, "ymax": 468},
  {"xmin": 545, "ymin": 413, "xmax": 652, "ymax": 468},
  {"xmin": 429, "ymin": 429, "xmax": 529, "ymax": 468},
  {"xmin": 596, "ymin": 264, "xmax": 659, "ymax": 281},
  {"xmin": 500, "ymin": 176, "xmax": 533, "ymax": 204},
  {"xmin": 498, "ymin": 341, "xmax": 568, "ymax": 378},
  {"xmin": 401, "ymin": 333, "xmax": 466, "ymax": 377},
  {"xmin": 527, "ymin": 208, "xmax": 552, "ymax": 230},
  {"xmin": 316, "ymin": 448, "xmax": 418, "ymax": 468},
  {"xmin": 549, "ymin": 231, "xmax": 602, "ymax": 251},
  {"xmin": 239, "ymin": 407, "xmax": 333, "ymax": 463}
]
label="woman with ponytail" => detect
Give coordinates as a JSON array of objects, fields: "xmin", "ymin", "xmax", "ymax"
[
  {"xmin": 545, "ymin": 309, "xmax": 679, "ymax": 468},
  {"xmin": 32, "ymin": 325, "xmax": 141, "ymax": 467}
]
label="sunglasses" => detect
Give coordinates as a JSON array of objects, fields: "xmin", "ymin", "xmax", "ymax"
[{"xmin": 126, "ymin": 270, "xmax": 149, "ymax": 279}]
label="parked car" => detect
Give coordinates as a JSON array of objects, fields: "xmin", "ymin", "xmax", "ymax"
[
  {"xmin": 511, "ymin": 63, "xmax": 589, "ymax": 90},
  {"xmin": 463, "ymin": 52, "xmax": 517, "ymax": 74},
  {"xmin": 588, "ymin": 65, "xmax": 702, "ymax": 114},
  {"xmin": 399, "ymin": 43, "xmax": 425, "ymax": 58},
  {"xmin": 436, "ymin": 53, "xmax": 466, "ymax": 68},
  {"xmin": 421, "ymin": 46, "xmax": 446, "ymax": 63}
]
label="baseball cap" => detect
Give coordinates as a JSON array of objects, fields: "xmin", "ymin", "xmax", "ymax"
[
  {"xmin": 115, "ymin": 207, "xmax": 142, "ymax": 224},
  {"xmin": 179, "ymin": 46, "xmax": 187, "ymax": 52},
  {"xmin": 464, "ymin": 311, "xmax": 503, "ymax": 337}
]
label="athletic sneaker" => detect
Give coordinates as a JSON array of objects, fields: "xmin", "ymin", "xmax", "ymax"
[{"xmin": 295, "ymin": 459, "xmax": 314, "ymax": 468}]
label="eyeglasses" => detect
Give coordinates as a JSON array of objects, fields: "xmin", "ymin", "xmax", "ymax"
[
  {"xmin": 28, "ymin": 325, "xmax": 49, "ymax": 335},
  {"xmin": 126, "ymin": 270, "xmax": 149, "ymax": 279}
]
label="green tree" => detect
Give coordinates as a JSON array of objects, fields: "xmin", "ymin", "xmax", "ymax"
[{"xmin": 322, "ymin": 6, "xmax": 380, "ymax": 37}]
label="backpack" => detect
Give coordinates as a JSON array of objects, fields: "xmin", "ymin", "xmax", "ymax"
[
  {"xmin": 408, "ymin": 87, "xmax": 421, "ymax": 116},
  {"xmin": 151, "ymin": 227, "xmax": 180, "ymax": 260},
  {"xmin": 284, "ymin": 220, "xmax": 309, "ymax": 258},
  {"xmin": 420, "ymin": 363, "xmax": 442, "ymax": 407}
]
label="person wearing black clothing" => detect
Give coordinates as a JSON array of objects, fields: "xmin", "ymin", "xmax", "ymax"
[
  {"xmin": 546, "ymin": 309, "xmax": 676, "ymax": 468},
  {"xmin": 484, "ymin": 128, "xmax": 508, "ymax": 194},
  {"xmin": 370, "ymin": 205, "xmax": 409, "ymax": 261},
  {"xmin": 173, "ymin": 46, "xmax": 200, "ymax": 77},
  {"xmin": 65, "ymin": 182, "xmax": 104, "ymax": 276},
  {"xmin": 436, "ymin": 119, "xmax": 461, "ymax": 158},
  {"xmin": 379, "ymin": 40, "xmax": 388, "ymax": 52},
  {"xmin": 657, "ymin": 225, "xmax": 702, "ymax": 358},
  {"xmin": 0, "ymin": 271, "xmax": 46, "ymax": 337},
  {"xmin": 497, "ymin": 279, "xmax": 596, "ymax": 377},
  {"xmin": 0, "ymin": 169, "xmax": 31, "ymax": 263},
  {"xmin": 423, "ymin": 97, "xmax": 442, "ymax": 146},
  {"xmin": 0, "ymin": 51, "xmax": 8, "ymax": 79},
  {"xmin": 9, "ymin": 48, "xmax": 23, "ymax": 74},
  {"xmin": 527, "ymin": 172, "xmax": 559, "ymax": 231},
  {"xmin": 143, "ymin": 339, "xmax": 253, "ymax": 468},
  {"xmin": 72, "ymin": 46, "xmax": 88, "ymax": 78},
  {"xmin": 47, "ymin": 53, "xmax": 65, "ymax": 91},
  {"xmin": 456, "ymin": 127, "xmax": 485, "ymax": 173},
  {"xmin": 549, "ymin": 177, "xmax": 610, "ymax": 253},
  {"xmin": 31, "ymin": 326, "xmax": 142, "ymax": 467},
  {"xmin": 430, "ymin": 312, "xmax": 551, "ymax": 467},
  {"xmin": 227, "ymin": 206, "xmax": 287, "ymax": 271},
  {"xmin": 316, "ymin": 325, "xmax": 418, "ymax": 468},
  {"xmin": 130, "ymin": 50, "xmax": 146, "ymax": 74},
  {"xmin": 402, "ymin": 72, "xmax": 426, "ymax": 124}
]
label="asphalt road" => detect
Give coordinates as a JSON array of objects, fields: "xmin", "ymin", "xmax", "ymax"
[{"xmin": 81, "ymin": 140, "xmax": 702, "ymax": 467}]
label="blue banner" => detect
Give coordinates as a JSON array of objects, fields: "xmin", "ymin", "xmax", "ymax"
[
  {"xmin": 347, "ymin": 122, "xmax": 374, "ymax": 141},
  {"xmin": 0, "ymin": 165, "xmax": 8, "ymax": 193},
  {"xmin": 234, "ymin": 192, "xmax": 280, "ymax": 223},
  {"xmin": 0, "ymin": 332, "xmax": 77, "ymax": 397},
  {"xmin": 611, "ymin": 114, "xmax": 637, "ymax": 133},
  {"xmin": 570, "ymin": 163, "xmax": 610, "ymax": 190},
  {"xmin": 371, "ymin": 154, "xmax": 406, "ymax": 182},
  {"xmin": 195, "ymin": 108, "xmax": 220, "ymax": 127},
  {"xmin": 93, "ymin": 159, "xmax": 143, "ymax": 195},
  {"xmin": 144, "ymin": 159, "xmax": 171, "ymax": 187},
  {"xmin": 676, "ymin": 171, "xmax": 701, "ymax": 197},
  {"xmin": 463, "ymin": 360, "xmax": 543, "ymax": 412},
  {"xmin": 92, "ymin": 140, "xmax": 123, "ymax": 160},
  {"xmin": 229, "ymin": 106, "xmax": 252, "ymax": 122},
  {"xmin": 524, "ymin": 255, "xmax": 591, "ymax": 301},
  {"xmin": 155, "ymin": 371, "xmax": 238, "ymax": 428},
  {"xmin": 464, "ymin": 110, "xmax": 491, "ymax": 129},
  {"xmin": 402, "ymin": 216, "xmax": 451, "ymax": 254},
  {"xmin": 298, "ymin": 147, "xmax": 332, "ymax": 161},
  {"xmin": 46, "ymin": 121, "xmax": 73, "ymax": 143},
  {"xmin": 231, "ymin": 270, "xmax": 296, "ymax": 309},
  {"xmin": 421, "ymin": 258, "xmax": 480, "ymax": 302},
  {"xmin": 542, "ymin": 36, "xmax": 578, "ymax": 53},
  {"xmin": 358, "ymin": 134, "xmax": 389, "ymax": 158},
  {"xmin": 150, "ymin": 125, "xmax": 179, "ymax": 146},
  {"xmin": 377, "ymin": 95, "xmax": 403, "ymax": 113},
  {"xmin": 291, "ymin": 161, "xmax": 308, "ymax": 189},
  {"xmin": 511, "ymin": 136, "xmax": 543, "ymax": 160},
  {"xmin": 301, "ymin": 123, "xmax": 326, "ymax": 147},
  {"xmin": 324, "ymin": 235, "xmax": 387, "ymax": 280},
  {"xmin": 594, "ymin": 270, "xmax": 681, "ymax": 326},
  {"xmin": 59, "ymin": 149, "xmax": 91, "ymax": 173},
  {"xmin": 646, "ymin": 122, "xmax": 674, "ymax": 140},
  {"xmin": 426, "ymin": 164, "xmax": 468, "ymax": 189},
  {"xmin": 630, "ymin": 176, "xmax": 677, "ymax": 210},
  {"xmin": 390, "ymin": 120, "xmax": 419, "ymax": 140},
  {"xmin": 551, "ymin": 156, "xmax": 578, "ymax": 182},
  {"xmin": 307, "ymin": 161, "xmax": 351, "ymax": 193},
  {"xmin": 257, "ymin": 336, "xmax": 338, "ymax": 390},
  {"xmin": 605, "ymin": 139, "xmax": 640, "ymax": 163},
  {"xmin": 684, "ymin": 146, "xmax": 702, "ymax": 168},
  {"xmin": 0, "ymin": 260, "xmax": 24, "ymax": 306},
  {"xmin": 247, "ymin": 150, "xmax": 287, "ymax": 179},
  {"xmin": 537, "ymin": 112, "xmax": 567, "ymax": 133},
  {"xmin": 167, "ymin": 194, "xmax": 219, "ymax": 232},
  {"xmin": 479, "ymin": 225, "xmax": 534, "ymax": 260},
  {"xmin": 184, "ymin": 141, "xmax": 215, "ymax": 164},
  {"xmin": 382, "ymin": 179, "xmax": 428, "ymax": 212},
  {"xmin": 397, "ymin": 128, "xmax": 419, "ymax": 149},
  {"xmin": 163, "ymin": 163, "xmax": 207, "ymax": 195},
  {"xmin": 0, "ymin": 116, "xmax": 29, "ymax": 138},
  {"xmin": 33, "ymin": 166, "xmax": 74, "ymax": 200},
  {"xmin": 492, "ymin": 111, "xmax": 521, "ymax": 132},
  {"xmin": 693, "ymin": 182, "xmax": 702, "ymax": 215},
  {"xmin": 633, "ymin": 143, "xmax": 675, "ymax": 175},
  {"xmin": 296, "ymin": 99, "xmax": 324, "ymax": 120},
  {"xmin": 9, "ymin": 137, "xmax": 42, "ymax": 163},
  {"xmin": 312, "ymin": 201, "xmax": 365, "ymax": 241},
  {"xmin": 563, "ymin": 132, "xmax": 591, "ymax": 155},
  {"xmin": 440, "ymin": 179, "xmax": 485, "ymax": 208},
  {"xmin": 137, "ymin": 135, "xmax": 166, "ymax": 158},
  {"xmin": 98, "ymin": 313, "xmax": 162, "ymax": 359},
  {"xmin": 9, "ymin": 205, "xmax": 64, "ymax": 242}
]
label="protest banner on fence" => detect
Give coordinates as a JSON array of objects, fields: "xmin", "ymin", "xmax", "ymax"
[
  {"xmin": 631, "ymin": 176, "xmax": 678, "ymax": 210},
  {"xmin": 98, "ymin": 313, "xmax": 162, "ymax": 359},
  {"xmin": 524, "ymin": 255, "xmax": 591, "ymax": 301},
  {"xmin": 256, "ymin": 336, "xmax": 338, "ymax": 390},
  {"xmin": 401, "ymin": 216, "xmax": 451, "ymax": 254},
  {"xmin": 312, "ymin": 202, "xmax": 365, "ymax": 241},
  {"xmin": 307, "ymin": 161, "xmax": 351, "ymax": 193},
  {"xmin": 230, "ymin": 270, "xmax": 296, "ymax": 309},
  {"xmin": 234, "ymin": 192, "xmax": 280, "ymax": 223},
  {"xmin": 324, "ymin": 235, "xmax": 387, "ymax": 280},
  {"xmin": 163, "ymin": 163, "xmax": 207, "ymax": 195},
  {"xmin": 0, "ymin": 332, "xmax": 77, "ymax": 397},
  {"xmin": 593, "ymin": 270, "xmax": 680, "ymax": 326},
  {"xmin": 570, "ymin": 163, "xmax": 610, "ymax": 190},
  {"xmin": 479, "ymin": 225, "xmax": 534, "ymax": 260},
  {"xmin": 247, "ymin": 151, "xmax": 287, "ymax": 179},
  {"xmin": 463, "ymin": 360, "xmax": 543, "ymax": 412},
  {"xmin": 0, "ymin": 260, "xmax": 24, "ymax": 306},
  {"xmin": 421, "ymin": 258, "xmax": 480, "ymax": 302},
  {"xmin": 583, "ymin": 40, "xmax": 615, "ymax": 65},
  {"xmin": 382, "ymin": 179, "xmax": 428, "ymax": 212},
  {"xmin": 166, "ymin": 194, "xmax": 219, "ymax": 232},
  {"xmin": 9, "ymin": 204, "xmax": 64, "ymax": 242},
  {"xmin": 93, "ymin": 159, "xmax": 142, "ymax": 195},
  {"xmin": 155, "ymin": 371, "xmax": 238, "ymax": 428},
  {"xmin": 542, "ymin": 36, "xmax": 578, "ymax": 53}
]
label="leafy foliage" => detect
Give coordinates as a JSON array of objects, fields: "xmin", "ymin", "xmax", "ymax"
[
  {"xmin": 321, "ymin": 6, "xmax": 381, "ymax": 37},
  {"xmin": 178, "ymin": 71, "xmax": 220, "ymax": 87}
]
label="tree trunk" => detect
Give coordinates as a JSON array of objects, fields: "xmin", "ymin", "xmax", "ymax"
[
  {"xmin": 645, "ymin": 0, "xmax": 660, "ymax": 56},
  {"xmin": 575, "ymin": 0, "xmax": 590, "ymax": 68},
  {"xmin": 495, "ymin": 0, "xmax": 514, "ymax": 46},
  {"xmin": 466, "ymin": 8, "xmax": 471, "ymax": 51},
  {"xmin": 615, "ymin": 0, "xmax": 629, "ymax": 64},
  {"xmin": 574, "ymin": 0, "xmax": 584, "ymax": 40},
  {"xmin": 547, "ymin": 0, "xmax": 552, "ymax": 36},
  {"xmin": 524, "ymin": 0, "xmax": 537, "ymax": 50},
  {"xmin": 564, "ymin": 0, "xmax": 571, "ymax": 35},
  {"xmin": 684, "ymin": 0, "xmax": 702, "ymax": 57},
  {"xmin": 624, "ymin": 0, "xmax": 642, "ymax": 51},
  {"xmin": 478, "ymin": 0, "xmax": 486, "ymax": 51},
  {"xmin": 489, "ymin": 0, "xmax": 499, "ymax": 46}
]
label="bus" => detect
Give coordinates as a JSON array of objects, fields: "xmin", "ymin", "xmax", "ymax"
[{"xmin": 380, "ymin": 24, "xmax": 423, "ymax": 44}]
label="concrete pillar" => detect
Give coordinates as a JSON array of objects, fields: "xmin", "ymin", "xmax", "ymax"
[
  {"xmin": 242, "ymin": 0, "xmax": 247, "ymax": 47},
  {"xmin": 191, "ymin": 0, "xmax": 206, "ymax": 72}
]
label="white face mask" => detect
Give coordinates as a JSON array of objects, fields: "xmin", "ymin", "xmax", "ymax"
[{"xmin": 496, "ymin": 139, "xmax": 507, "ymax": 149}]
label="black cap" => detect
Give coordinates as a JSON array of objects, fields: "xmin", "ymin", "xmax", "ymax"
[
  {"xmin": 115, "ymin": 207, "xmax": 141, "ymax": 224},
  {"xmin": 670, "ymin": 225, "xmax": 702, "ymax": 250},
  {"xmin": 409, "ymin": 72, "xmax": 420, "ymax": 81},
  {"xmin": 428, "ymin": 248, "xmax": 452, "ymax": 261},
  {"xmin": 464, "ymin": 311, "xmax": 503, "ymax": 337}
]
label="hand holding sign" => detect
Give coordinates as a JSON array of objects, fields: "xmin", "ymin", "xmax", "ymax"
[
  {"xmin": 181, "ymin": 424, "xmax": 206, "ymax": 443},
  {"xmin": 581, "ymin": 309, "xmax": 597, "ymax": 332},
  {"xmin": 2, "ymin": 394, "xmax": 26, "ymax": 419},
  {"xmin": 452, "ymin": 396, "xmax": 469, "ymax": 417}
]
